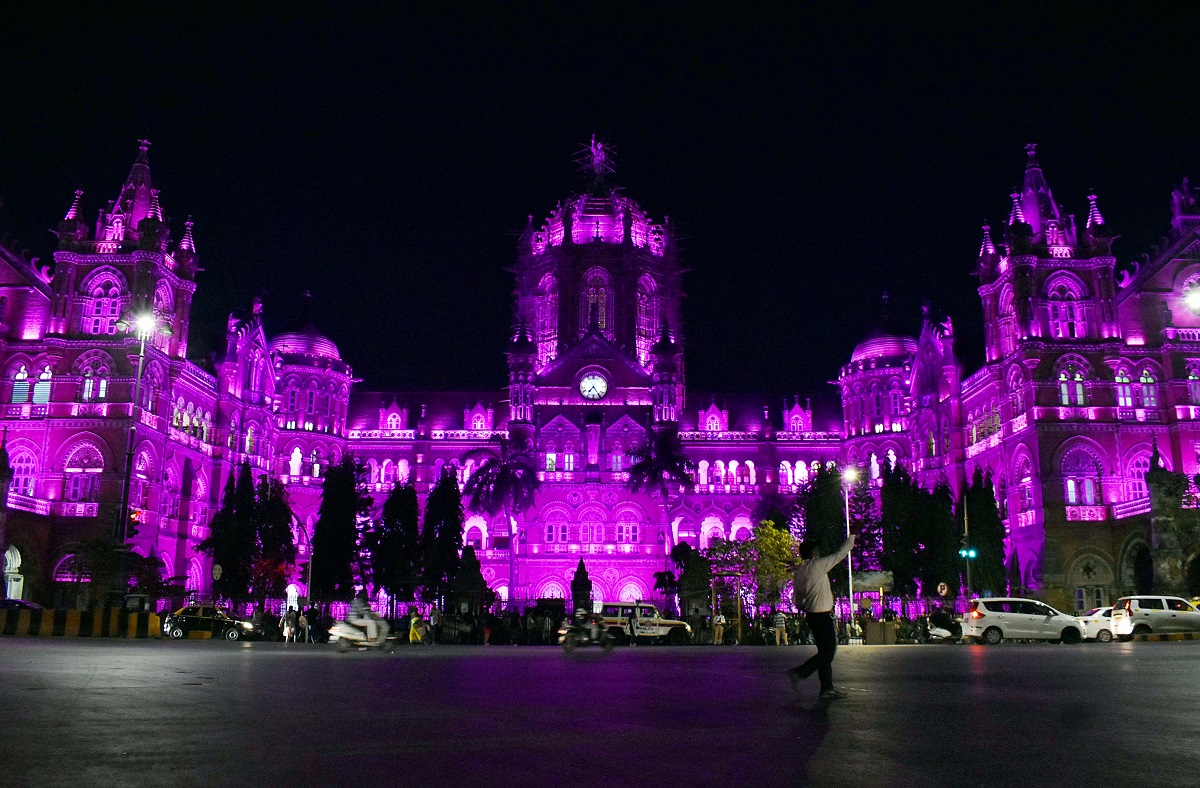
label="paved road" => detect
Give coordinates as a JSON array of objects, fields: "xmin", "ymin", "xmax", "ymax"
[{"xmin": 1, "ymin": 639, "xmax": 1197, "ymax": 787}]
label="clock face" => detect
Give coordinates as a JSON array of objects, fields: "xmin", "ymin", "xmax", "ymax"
[{"xmin": 579, "ymin": 373, "xmax": 608, "ymax": 400}]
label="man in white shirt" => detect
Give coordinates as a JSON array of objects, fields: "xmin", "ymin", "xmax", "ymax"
[{"xmin": 787, "ymin": 535, "xmax": 855, "ymax": 700}]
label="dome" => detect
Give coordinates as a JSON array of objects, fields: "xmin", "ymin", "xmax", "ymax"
[
  {"xmin": 270, "ymin": 325, "xmax": 341, "ymax": 361},
  {"xmin": 850, "ymin": 332, "xmax": 916, "ymax": 363}
]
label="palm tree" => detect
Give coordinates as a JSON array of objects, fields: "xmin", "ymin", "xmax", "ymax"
[
  {"xmin": 461, "ymin": 436, "xmax": 540, "ymax": 607},
  {"xmin": 627, "ymin": 424, "xmax": 695, "ymax": 571}
]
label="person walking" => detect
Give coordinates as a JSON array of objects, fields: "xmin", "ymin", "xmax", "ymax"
[
  {"xmin": 787, "ymin": 534, "xmax": 856, "ymax": 701},
  {"xmin": 298, "ymin": 610, "xmax": 310, "ymax": 643},
  {"xmin": 627, "ymin": 605, "xmax": 639, "ymax": 647},
  {"xmin": 713, "ymin": 610, "xmax": 726, "ymax": 645},
  {"xmin": 774, "ymin": 609, "xmax": 789, "ymax": 646}
]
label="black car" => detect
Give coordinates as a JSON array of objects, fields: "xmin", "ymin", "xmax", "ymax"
[
  {"xmin": 0, "ymin": 599, "xmax": 41, "ymax": 610},
  {"xmin": 163, "ymin": 605, "xmax": 258, "ymax": 641}
]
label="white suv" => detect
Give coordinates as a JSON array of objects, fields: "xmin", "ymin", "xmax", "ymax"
[
  {"xmin": 962, "ymin": 598, "xmax": 1084, "ymax": 645},
  {"xmin": 1111, "ymin": 596, "xmax": 1200, "ymax": 640}
]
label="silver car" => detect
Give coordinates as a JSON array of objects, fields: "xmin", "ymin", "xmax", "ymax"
[
  {"xmin": 1078, "ymin": 607, "xmax": 1114, "ymax": 642},
  {"xmin": 962, "ymin": 598, "xmax": 1084, "ymax": 645},
  {"xmin": 1111, "ymin": 596, "xmax": 1200, "ymax": 640}
]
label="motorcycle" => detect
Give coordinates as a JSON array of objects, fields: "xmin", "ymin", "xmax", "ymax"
[
  {"xmin": 558, "ymin": 620, "xmax": 616, "ymax": 652},
  {"xmin": 329, "ymin": 618, "xmax": 397, "ymax": 653}
]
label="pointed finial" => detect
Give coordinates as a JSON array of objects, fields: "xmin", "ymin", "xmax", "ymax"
[
  {"xmin": 136, "ymin": 139, "xmax": 151, "ymax": 164},
  {"xmin": 64, "ymin": 189, "xmax": 84, "ymax": 220},
  {"xmin": 148, "ymin": 189, "xmax": 162, "ymax": 221},
  {"xmin": 979, "ymin": 224, "xmax": 996, "ymax": 256},
  {"xmin": 1086, "ymin": 192, "xmax": 1105, "ymax": 228},
  {"xmin": 1025, "ymin": 143, "xmax": 1038, "ymax": 169},
  {"xmin": 180, "ymin": 216, "xmax": 195, "ymax": 251},
  {"xmin": 1008, "ymin": 191, "xmax": 1026, "ymax": 225}
]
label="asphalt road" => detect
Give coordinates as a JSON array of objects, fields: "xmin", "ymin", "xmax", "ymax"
[{"xmin": 1, "ymin": 638, "xmax": 1197, "ymax": 788}]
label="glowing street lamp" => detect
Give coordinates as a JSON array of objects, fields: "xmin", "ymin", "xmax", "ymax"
[
  {"xmin": 842, "ymin": 466, "xmax": 858, "ymax": 613},
  {"xmin": 115, "ymin": 312, "xmax": 172, "ymax": 543}
]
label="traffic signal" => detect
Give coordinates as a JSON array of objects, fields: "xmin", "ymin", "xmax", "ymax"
[{"xmin": 959, "ymin": 546, "xmax": 977, "ymax": 559}]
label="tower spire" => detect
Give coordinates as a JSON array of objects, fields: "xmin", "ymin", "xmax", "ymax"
[
  {"xmin": 148, "ymin": 188, "xmax": 162, "ymax": 221},
  {"xmin": 1008, "ymin": 191, "xmax": 1026, "ymax": 225},
  {"xmin": 64, "ymin": 189, "xmax": 84, "ymax": 221},
  {"xmin": 979, "ymin": 224, "xmax": 997, "ymax": 256},
  {"xmin": 180, "ymin": 216, "xmax": 195, "ymax": 251},
  {"xmin": 1086, "ymin": 192, "xmax": 1105, "ymax": 228}
]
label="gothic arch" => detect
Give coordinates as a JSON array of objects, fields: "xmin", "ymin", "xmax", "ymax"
[
  {"xmin": 1043, "ymin": 271, "xmax": 1089, "ymax": 299},
  {"xmin": 1052, "ymin": 437, "xmax": 1111, "ymax": 476},
  {"xmin": 59, "ymin": 435, "xmax": 111, "ymax": 471},
  {"xmin": 78, "ymin": 266, "xmax": 128, "ymax": 296}
]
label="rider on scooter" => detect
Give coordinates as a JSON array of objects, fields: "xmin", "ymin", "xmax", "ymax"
[{"xmin": 349, "ymin": 591, "xmax": 389, "ymax": 646}]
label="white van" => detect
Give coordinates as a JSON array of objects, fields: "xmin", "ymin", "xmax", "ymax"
[
  {"xmin": 962, "ymin": 598, "xmax": 1084, "ymax": 645},
  {"xmin": 1111, "ymin": 596, "xmax": 1200, "ymax": 640}
]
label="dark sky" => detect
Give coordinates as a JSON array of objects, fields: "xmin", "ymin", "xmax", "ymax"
[{"xmin": 2, "ymin": 5, "xmax": 1198, "ymax": 410}]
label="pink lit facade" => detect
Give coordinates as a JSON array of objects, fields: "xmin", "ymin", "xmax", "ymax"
[{"xmin": 2, "ymin": 141, "xmax": 1195, "ymax": 609}]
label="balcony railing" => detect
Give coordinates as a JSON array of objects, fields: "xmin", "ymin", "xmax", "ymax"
[
  {"xmin": 6, "ymin": 491, "xmax": 50, "ymax": 515},
  {"xmin": 55, "ymin": 501, "xmax": 99, "ymax": 518},
  {"xmin": 1065, "ymin": 504, "xmax": 1108, "ymax": 522},
  {"xmin": 1111, "ymin": 498, "xmax": 1150, "ymax": 519}
]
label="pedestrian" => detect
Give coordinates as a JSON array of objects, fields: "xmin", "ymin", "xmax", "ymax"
[
  {"xmin": 774, "ymin": 609, "xmax": 789, "ymax": 646},
  {"xmin": 483, "ymin": 611, "xmax": 493, "ymax": 646},
  {"xmin": 430, "ymin": 606, "xmax": 442, "ymax": 645},
  {"xmin": 409, "ymin": 609, "xmax": 423, "ymax": 645},
  {"xmin": 787, "ymin": 534, "xmax": 856, "ymax": 701},
  {"xmin": 298, "ymin": 610, "xmax": 310, "ymax": 643},
  {"xmin": 713, "ymin": 610, "xmax": 726, "ymax": 645},
  {"xmin": 627, "ymin": 605, "xmax": 639, "ymax": 646}
]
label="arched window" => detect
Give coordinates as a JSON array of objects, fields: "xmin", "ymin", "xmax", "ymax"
[
  {"xmin": 712, "ymin": 460, "xmax": 726, "ymax": 485},
  {"xmin": 397, "ymin": 459, "xmax": 410, "ymax": 484},
  {"xmin": 82, "ymin": 275, "xmax": 123, "ymax": 335},
  {"xmin": 1008, "ymin": 369, "xmax": 1026, "ymax": 414},
  {"xmin": 696, "ymin": 459, "xmax": 709, "ymax": 485},
  {"xmin": 64, "ymin": 442, "xmax": 104, "ymax": 502},
  {"xmin": 789, "ymin": 414, "xmax": 803, "ymax": 431},
  {"xmin": 869, "ymin": 453, "xmax": 881, "ymax": 479},
  {"xmin": 1128, "ymin": 452, "xmax": 1153, "ymax": 501},
  {"xmin": 1138, "ymin": 370, "xmax": 1158, "ymax": 407},
  {"xmin": 1048, "ymin": 281, "xmax": 1086, "ymax": 339},
  {"xmin": 998, "ymin": 285, "xmax": 1016, "ymax": 355},
  {"xmin": 795, "ymin": 461, "xmax": 809, "ymax": 483},
  {"xmin": 779, "ymin": 461, "xmax": 793, "ymax": 486},
  {"xmin": 544, "ymin": 514, "xmax": 568, "ymax": 543},
  {"xmin": 635, "ymin": 275, "xmax": 659, "ymax": 367},
  {"xmin": 581, "ymin": 267, "xmax": 612, "ymax": 337},
  {"xmin": 580, "ymin": 509, "xmax": 605, "ymax": 543},
  {"xmin": 545, "ymin": 442, "xmax": 557, "ymax": 473},
  {"xmin": 80, "ymin": 370, "xmax": 109, "ymax": 402},
  {"xmin": 11, "ymin": 450, "xmax": 37, "ymax": 496},
  {"xmin": 11, "ymin": 365, "xmax": 29, "ymax": 404},
  {"xmin": 289, "ymin": 447, "xmax": 302, "ymax": 476},
  {"xmin": 1114, "ymin": 369, "xmax": 1133, "ymax": 408},
  {"xmin": 616, "ymin": 511, "xmax": 639, "ymax": 544},
  {"xmin": 32, "ymin": 366, "xmax": 52, "ymax": 405},
  {"xmin": 1058, "ymin": 365, "xmax": 1086, "ymax": 406},
  {"xmin": 562, "ymin": 443, "xmax": 576, "ymax": 472},
  {"xmin": 385, "ymin": 412, "xmax": 401, "ymax": 430},
  {"xmin": 886, "ymin": 448, "xmax": 898, "ymax": 471},
  {"xmin": 1061, "ymin": 447, "xmax": 1101, "ymax": 506},
  {"xmin": 889, "ymin": 388, "xmax": 904, "ymax": 416},
  {"xmin": 610, "ymin": 442, "xmax": 623, "ymax": 473},
  {"xmin": 536, "ymin": 274, "xmax": 558, "ymax": 366},
  {"xmin": 471, "ymin": 413, "xmax": 486, "ymax": 431},
  {"xmin": 244, "ymin": 425, "xmax": 256, "ymax": 455},
  {"xmin": 1189, "ymin": 370, "xmax": 1200, "ymax": 405},
  {"xmin": 706, "ymin": 413, "xmax": 721, "ymax": 432}
]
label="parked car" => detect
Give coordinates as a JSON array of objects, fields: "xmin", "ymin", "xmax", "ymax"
[
  {"xmin": 163, "ymin": 605, "xmax": 259, "ymax": 640},
  {"xmin": 1111, "ymin": 596, "xmax": 1200, "ymax": 640},
  {"xmin": 598, "ymin": 602, "xmax": 692, "ymax": 645},
  {"xmin": 1078, "ymin": 607, "xmax": 1115, "ymax": 642},
  {"xmin": 0, "ymin": 599, "xmax": 42, "ymax": 611},
  {"xmin": 962, "ymin": 598, "xmax": 1084, "ymax": 645}
]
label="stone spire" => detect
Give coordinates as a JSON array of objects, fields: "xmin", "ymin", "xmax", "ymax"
[
  {"xmin": 180, "ymin": 216, "xmax": 195, "ymax": 252},
  {"xmin": 1008, "ymin": 192, "xmax": 1026, "ymax": 226},
  {"xmin": 148, "ymin": 188, "xmax": 163, "ymax": 221},
  {"xmin": 1019, "ymin": 143, "xmax": 1062, "ymax": 236},
  {"xmin": 115, "ymin": 140, "xmax": 154, "ymax": 228},
  {"xmin": 979, "ymin": 224, "xmax": 997, "ymax": 256},
  {"xmin": 1086, "ymin": 192, "xmax": 1105, "ymax": 228},
  {"xmin": 64, "ymin": 189, "xmax": 84, "ymax": 220}
]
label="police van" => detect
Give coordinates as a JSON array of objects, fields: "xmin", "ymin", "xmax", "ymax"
[{"xmin": 598, "ymin": 602, "xmax": 692, "ymax": 645}]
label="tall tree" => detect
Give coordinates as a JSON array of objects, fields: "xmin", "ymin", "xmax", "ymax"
[
  {"xmin": 918, "ymin": 483, "xmax": 962, "ymax": 596},
  {"xmin": 248, "ymin": 476, "xmax": 297, "ymax": 604},
  {"xmin": 747, "ymin": 519, "xmax": 799, "ymax": 608},
  {"xmin": 794, "ymin": 463, "xmax": 851, "ymax": 593},
  {"xmin": 880, "ymin": 463, "xmax": 920, "ymax": 595},
  {"xmin": 671, "ymin": 542, "xmax": 711, "ymax": 617},
  {"xmin": 198, "ymin": 462, "xmax": 257, "ymax": 602},
  {"xmin": 848, "ymin": 477, "xmax": 883, "ymax": 571},
  {"xmin": 311, "ymin": 456, "xmax": 371, "ymax": 601},
  {"xmin": 451, "ymin": 545, "xmax": 489, "ymax": 615},
  {"xmin": 362, "ymin": 482, "xmax": 422, "ymax": 613},
  {"xmin": 964, "ymin": 467, "xmax": 1006, "ymax": 595},
  {"xmin": 462, "ymin": 436, "xmax": 540, "ymax": 605},
  {"xmin": 571, "ymin": 559, "xmax": 594, "ymax": 612},
  {"xmin": 420, "ymin": 471, "xmax": 465, "ymax": 608}
]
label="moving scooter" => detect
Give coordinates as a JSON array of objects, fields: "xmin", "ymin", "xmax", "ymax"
[{"xmin": 329, "ymin": 618, "xmax": 397, "ymax": 653}]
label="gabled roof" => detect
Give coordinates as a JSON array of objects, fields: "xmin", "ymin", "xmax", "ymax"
[{"xmin": 536, "ymin": 330, "xmax": 651, "ymax": 388}]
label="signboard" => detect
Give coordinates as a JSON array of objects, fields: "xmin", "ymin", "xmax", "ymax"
[
  {"xmin": 212, "ymin": 564, "xmax": 223, "ymax": 581},
  {"xmin": 937, "ymin": 582, "xmax": 949, "ymax": 597}
]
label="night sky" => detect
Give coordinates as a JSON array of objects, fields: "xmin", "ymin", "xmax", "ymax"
[{"xmin": 2, "ymin": 6, "xmax": 1198, "ymax": 415}]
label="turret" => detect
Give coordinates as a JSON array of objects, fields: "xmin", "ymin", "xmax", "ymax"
[
  {"xmin": 55, "ymin": 189, "xmax": 89, "ymax": 250},
  {"xmin": 506, "ymin": 322, "xmax": 537, "ymax": 446},
  {"xmin": 650, "ymin": 322, "xmax": 681, "ymax": 423}
]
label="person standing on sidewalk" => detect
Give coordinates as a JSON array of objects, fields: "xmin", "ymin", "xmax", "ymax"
[
  {"xmin": 713, "ymin": 610, "xmax": 726, "ymax": 645},
  {"xmin": 787, "ymin": 535, "xmax": 855, "ymax": 701},
  {"xmin": 773, "ymin": 609, "xmax": 789, "ymax": 646}
]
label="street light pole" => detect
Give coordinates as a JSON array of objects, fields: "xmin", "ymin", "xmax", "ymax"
[
  {"xmin": 117, "ymin": 315, "xmax": 157, "ymax": 543},
  {"xmin": 842, "ymin": 467, "xmax": 857, "ymax": 615}
]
